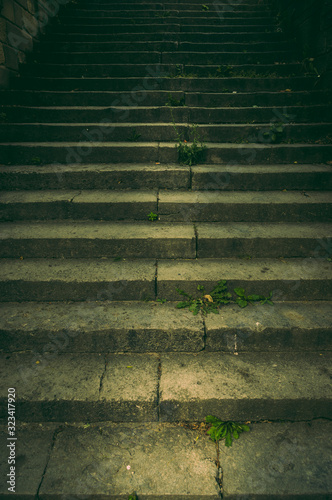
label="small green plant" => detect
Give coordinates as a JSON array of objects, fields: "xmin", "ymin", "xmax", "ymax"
[
  {"xmin": 156, "ymin": 298, "xmax": 167, "ymax": 303},
  {"xmin": 202, "ymin": 4, "xmax": 209, "ymax": 10},
  {"xmin": 147, "ymin": 211, "xmax": 158, "ymax": 221},
  {"xmin": 165, "ymin": 93, "xmax": 185, "ymax": 107},
  {"xmin": 206, "ymin": 415, "xmax": 250, "ymax": 447},
  {"xmin": 177, "ymin": 281, "xmax": 232, "ymax": 316},
  {"xmin": 176, "ymin": 281, "xmax": 273, "ymax": 315},
  {"xmin": 234, "ymin": 288, "xmax": 273, "ymax": 308},
  {"xmin": 176, "ymin": 125, "xmax": 206, "ymax": 166},
  {"xmin": 128, "ymin": 494, "xmax": 137, "ymax": 500},
  {"xmin": 263, "ymin": 122, "xmax": 284, "ymax": 144},
  {"xmin": 127, "ymin": 128, "xmax": 141, "ymax": 142},
  {"xmin": 0, "ymin": 112, "xmax": 7, "ymax": 122},
  {"xmin": 30, "ymin": 157, "xmax": 42, "ymax": 165}
]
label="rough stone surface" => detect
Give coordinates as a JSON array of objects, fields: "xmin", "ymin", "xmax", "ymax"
[
  {"xmin": 221, "ymin": 420, "xmax": 332, "ymax": 499},
  {"xmin": 159, "ymin": 352, "xmax": 332, "ymax": 421},
  {"xmin": 0, "ymin": 258, "xmax": 156, "ymax": 301},
  {"xmin": 39, "ymin": 422, "xmax": 220, "ymax": 499},
  {"xmin": 0, "ymin": 422, "xmax": 56, "ymax": 498},
  {"xmin": 157, "ymin": 258, "xmax": 332, "ymax": 301},
  {"xmin": 0, "ymin": 301, "xmax": 205, "ymax": 352},
  {"xmin": 0, "ymin": 221, "xmax": 196, "ymax": 258},
  {"xmin": 204, "ymin": 301, "xmax": 332, "ymax": 352}
]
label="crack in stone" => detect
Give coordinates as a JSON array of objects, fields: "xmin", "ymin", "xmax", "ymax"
[
  {"xmin": 156, "ymin": 355, "xmax": 162, "ymax": 421},
  {"xmin": 36, "ymin": 425, "xmax": 64, "ymax": 498}
]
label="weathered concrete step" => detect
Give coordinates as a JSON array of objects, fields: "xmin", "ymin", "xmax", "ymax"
[
  {"xmin": 62, "ymin": 9, "xmax": 272, "ymax": 17},
  {"xmin": 191, "ymin": 164, "xmax": 332, "ymax": 191},
  {"xmin": 195, "ymin": 222, "xmax": 332, "ymax": 258},
  {"xmin": 0, "ymin": 164, "xmax": 191, "ymax": 190},
  {"xmin": 0, "ymin": 258, "xmax": 156, "ymax": 302},
  {"xmin": 21, "ymin": 63, "xmax": 303, "ymax": 78},
  {"xmin": 1, "ymin": 122, "xmax": 330, "ymax": 142},
  {"xmin": 66, "ymin": 2, "xmax": 269, "ymax": 10},
  {"xmin": 0, "ymin": 351, "xmax": 330, "ymax": 421},
  {"xmin": 1, "ymin": 300, "xmax": 331, "ymax": 353},
  {"xmin": 158, "ymin": 190, "xmax": 332, "ymax": 222},
  {"xmin": 12, "ymin": 76, "xmax": 318, "ymax": 92},
  {"xmin": 0, "ymin": 257, "xmax": 331, "ymax": 302},
  {"xmin": 0, "ymin": 422, "xmax": 222, "ymax": 498},
  {"xmin": 1, "ymin": 164, "xmax": 329, "ymax": 192},
  {"xmin": 55, "ymin": 18, "xmax": 275, "ymax": 28},
  {"xmin": 1, "ymin": 90, "xmax": 328, "ymax": 107},
  {"xmin": 0, "ymin": 190, "xmax": 158, "ymax": 221},
  {"xmin": 3, "ymin": 105, "xmax": 330, "ymax": 125},
  {"xmin": 157, "ymin": 258, "xmax": 332, "ymax": 301},
  {"xmin": 1, "ymin": 142, "xmax": 331, "ymax": 165},
  {"xmin": 1, "ymin": 221, "xmax": 330, "ymax": 259},
  {"xmin": 0, "ymin": 421, "xmax": 330, "ymax": 499},
  {"xmin": 59, "ymin": 15, "xmax": 273, "ymax": 25},
  {"xmin": 36, "ymin": 40, "xmax": 294, "ymax": 53},
  {"xmin": 0, "ymin": 221, "xmax": 196, "ymax": 259},
  {"xmin": 43, "ymin": 32, "xmax": 286, "ymax": 42},
  {"xmin": 35, "ymin": 51, "xmax": 298, "ymax": 65}
]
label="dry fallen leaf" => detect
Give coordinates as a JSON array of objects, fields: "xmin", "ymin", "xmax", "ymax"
[{"xmin": 203, "ymin": 294, "xmax": 213, "ymax": 302}]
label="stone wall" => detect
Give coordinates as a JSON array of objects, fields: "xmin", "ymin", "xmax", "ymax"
[
  {"xmin": 270, "ymin": 0, "xmax": 332, "ymax": 89},
  {"xmin": 0, "ymin": 0, "xmax": 68, "ymax": 88}
]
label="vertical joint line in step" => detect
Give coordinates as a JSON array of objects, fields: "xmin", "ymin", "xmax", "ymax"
[
  {"xmin": 36, "ymin": 425, "xmax": 63, "ymax": 498},
  {"xmin": 202, "ymin": 316, "xmax": 207, "ymax": 351},
  {"xmin": 189, "ymin": 165, "xmax": 193, "ymax": 190},
  {"xmin": 98, "ymin": 356, "xmax": 107, "ymax": 396},
  {"xmin": 215, "ymin": 441, "xmax": 223, "ymax": 498},
  {"xmin": 154, "ymin": 260, "xmax": 158, "ymax": 300},
  {"xmin": 156, "ymin": 355, "xmax": 162, "ymax": 421},
  {"xmin": 193, "ymin": 222, "xmax": 198, "ymax": 259}
]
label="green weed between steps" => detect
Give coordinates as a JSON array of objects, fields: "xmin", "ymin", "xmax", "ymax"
[
  {"xmin": 175, "ymin": 280, "xmax": 273, "ymax": 315},
  {"xmin": 165, "ymin": 93, "xmax": 185, "ymax": 107},
  {"xmin": 128, "ymin": 494, "xmax": 137, "ymax": 500},
  {"xmin": 127, "ymin": 128, "xmax": 141, "ymax": 142},
  {"xmin": 147, "ymin": 211, "xmax": 158, "ymax": 221},
  {"xmin": 206, "ymin": 415, "xmax": 250, "ymax": 447},
  {"xmin": 170, "ymin": 108, "xmax": 206, "ymax": 166}
]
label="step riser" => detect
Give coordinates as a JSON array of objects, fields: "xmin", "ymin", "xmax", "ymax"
[
  {"xmin": 11, "ymin": 77, "xmax": 318, "ymax": 92},
  {"xmin": 51, "ymin": 24, "xmax": 276, "ymax": 33},
  {"xmin": 42, "ymin": 32, "xmax": 286, "ymax": 42},
  {"xmin": 3, "ymin": 107, "xmax": 330, "ymax": 125},
  {"xmin": 1, "ymin": 169, "xmax": 330, "ymax": 192},
  {"xmin": 0, "ymin": 201, "xmax": 329, "ymax": 222},
  {"xmin": 1, "ymin": 91, "xmax": 328, "ymax": 107},
  {"xmin": 35, "ymin": 41, "xmax": 294, "ymax": 53},
  {"xmin": 64, "ymin": 3, "xmax": 269, "ymax": 11},
  {"xmin": 21, "ymin": 64, "xmax": 303, "ymax": 78},
  {"xmin": 1, "ymin": 124, "xmax": 330, "ymax": 143},
  {"xmin": 61, "ymin": 9, "xmax": 272, "ymax": 17},
  {"xmin": 1, "ymin": 144, "xmax": 331, "ymax": 166},
  {"xmin": 0, "ymin": 276, "xmax": 330, "ymax": 302},
  {"xmin": 0, "ymin": 237, "xmax": 329, "ymax": 259},
  {"xmin": 35, "ymin": 52, "xmax": 297, "ymax": 65},
  {"xmin": 59, "ymin": 16, "xmax": 273, "ymax": 25}
]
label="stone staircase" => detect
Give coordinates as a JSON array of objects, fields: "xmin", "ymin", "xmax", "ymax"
[{"xmin": 0, "ymin": 0, "xmax": 331, "ymax": 497}]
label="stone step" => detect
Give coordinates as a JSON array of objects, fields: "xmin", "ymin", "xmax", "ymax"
[
  {"xmin": 51, "ymin": 23, "xmax": 276, "ymax": 33},
  {"xmin": 20, "ymin": 63, "xmax": 304, "ymax": 78},
  {"xmin": 12, "ymin": 76, "xmax": 319, "ymax": 92},
  {"xmin": 1, "ymin": 141, "xmax": 331, "ymax": 165},
  {"xmin": 1, "ymin": 122, "xmax": 330, "ymax": 142},
  {"xmin": 42, "ymin": 32, "xmax": 287, "ymax": 42},
  {"xmin": 65, "ymin": 2, "xmax": 269, "ymax": 10},
  {"xmin": 0, "ymin": 420, "xmax": 330, "ymax": 498},
  {"xmin": 1, "ymin": 90, "xmax": 328, "ymax": 107},
  {"xmin": 33, "ymin": 51, "xmax": 298, "ymax": 65},
  {"xmin": 0, "ymin": 164, "xmax": 329, "ymax": 192},
  {"xmin": 0, "ymin": 257, "xmax": 330, "ymax": 302},
  {"xmin": 1, "ymin": 300, "xmax": 331, "ymax": 353},
  {"xmin": 0, "ymin": 351, "xmax": 330, "ymax": 421},
  {"xmin": 1, "ymin": 221, "xmax": 330, "ymax": 259},
  {"xmin": 3, "ymin": 105, "xmax": 330, "ymax": 124},
  {"xmin": 0, "ymin": 189, "xmax": 331, "ymax": 222},
  {"xmin": 35, "ymin": 40, "xmax": 296, "ymax": 53},
  {"xmin": 59, "ymin": 15, "xmax": 273, "ymax": 25}
]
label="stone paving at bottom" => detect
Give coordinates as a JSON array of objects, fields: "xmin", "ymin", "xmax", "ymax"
[{"xmin": 0, "ymin": 420, "xmax": 331, "ymax": 498}]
